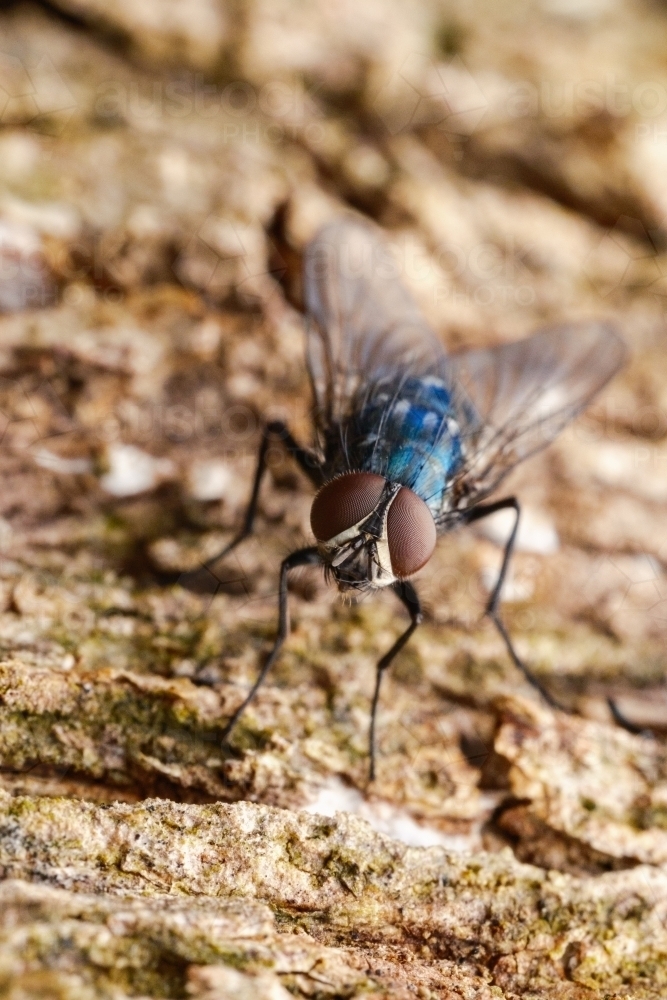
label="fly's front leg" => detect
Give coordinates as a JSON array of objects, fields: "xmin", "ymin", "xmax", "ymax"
[
  {"xmin": 369, "ymin": 580, "xmax": 423, "ymax": 782},
  {"xmin": 464, "ymin": 497, "xmax": 562, "ymax": 710},
  {"xmin": 221, "ymin": 545, "xmax": 322, "ymax": 743},
  {"xmin": 203, "ymin": 420, "xmax": 323, "ymax": 571}
]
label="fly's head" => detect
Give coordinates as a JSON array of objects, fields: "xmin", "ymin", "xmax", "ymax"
[{"xmin": 310, "ymin": 472, "xmax": 437, "ymax": 594}]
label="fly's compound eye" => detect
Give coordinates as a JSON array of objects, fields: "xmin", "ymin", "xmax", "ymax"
[
  {"xmin": 310, "ymin": 472, "xmax": 436, "ymax": 579},
  {"xmin": 386, "ymin": 486, "xmax": 436, "ymax": 578},
  {"xmin": 310, "ymin": 472, "xmax": 386, "ymax": 542}
]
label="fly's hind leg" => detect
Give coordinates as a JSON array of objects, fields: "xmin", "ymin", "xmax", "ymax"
[
  {"xmin": 466, "ymin": 499, "xmax": 653, "ymax": 734},
  {"xmin": 607, "ymin": 696, "xmax": 655, "ymax": 737},
  {"xmin": 464, "ymin": 497, "xmax": 563, "ymax": 711}
]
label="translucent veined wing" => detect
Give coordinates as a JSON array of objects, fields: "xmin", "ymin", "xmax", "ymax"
[
  {"xmin": 440, "ymin": 322, "xmax": 627, "ymax": 521},
  {"xmin": 303, "ymin": 216, "xmax": 446, "ymax": 434}
]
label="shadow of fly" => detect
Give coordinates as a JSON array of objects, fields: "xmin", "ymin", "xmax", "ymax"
[{"xmin": 198, "ymin": 217, "xmax": 627, "ymax": 780}]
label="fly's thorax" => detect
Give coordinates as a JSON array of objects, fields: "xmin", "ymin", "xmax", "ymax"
[{"xmin": 310, "ymin": 471, "xmax": 436, "ymax": 591}]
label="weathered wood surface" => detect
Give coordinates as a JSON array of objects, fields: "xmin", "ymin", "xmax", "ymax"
[{"xmin": 0, "ymin": 0, "xmax": 665, "ymax": 995}]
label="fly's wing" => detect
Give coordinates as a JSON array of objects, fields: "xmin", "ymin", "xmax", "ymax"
[
  {"xmin": 443, "ymin": 322, "xmax": 627, "ymax": 518},
  {"xmin": 303, "ymin": 217, "xmax": 446, "ymax": 432},
  {"xmin": 303, "ymin": 219, "xmax": 627, "ymax": 515}
]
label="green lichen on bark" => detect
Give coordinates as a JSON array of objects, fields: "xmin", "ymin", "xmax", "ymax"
[{"xmin": 0, "ymin": 793, "xmax": 665, "ymax": 997}]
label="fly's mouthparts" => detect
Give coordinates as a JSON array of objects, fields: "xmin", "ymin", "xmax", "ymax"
[
  {"xmin": 329, "ymin": 537, "xmax": 364, "ymax": 568},
  {"xmin": 330, "ymin": 548, "xmax": 349, "ymax": 568}
]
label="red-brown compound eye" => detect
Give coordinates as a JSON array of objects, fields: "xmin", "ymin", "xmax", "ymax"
[
  {"xmin": 387, "ymin": 486, "xmax": 437, "ymax": 578},
  {"xmin": 310, "ymin": 472, "xmax": 386, "ymax": 542}
]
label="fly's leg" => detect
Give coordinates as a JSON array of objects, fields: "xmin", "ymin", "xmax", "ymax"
[
  {"xmin": 368, "ymin": 580, "xmax": 423, "ymax": 782},
  {"xmin": 202, "ymin": 420, "xmax": 323, "ymax": 572},
  {"xmin": 607, "ymin": 697, "xmax": 654, "ymax": 737},
  {"xmin": 464, "ymin": 497, "xmax": 563, "ymax": 711},
  {"xmin": 221, "ymin": 545, "xmax": 322, "ymax": 743}
]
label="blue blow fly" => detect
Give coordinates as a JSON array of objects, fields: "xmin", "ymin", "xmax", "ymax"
[{"xmin": 211, "ymin": 217, "xmax": 627, "ymax": 779}]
